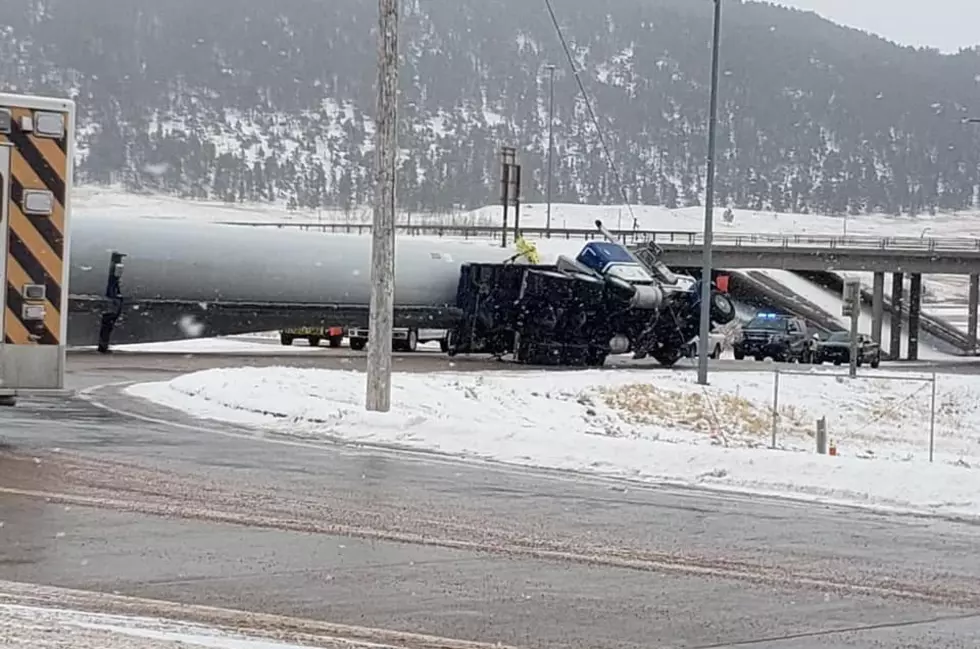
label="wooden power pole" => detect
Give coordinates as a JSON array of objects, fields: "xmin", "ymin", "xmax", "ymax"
[{"xmin": 366, "ymin": 0, "xmax": 399, "ymax": 412}]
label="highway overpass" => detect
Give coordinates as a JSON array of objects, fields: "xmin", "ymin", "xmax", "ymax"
[{"xmin": 637, "ymin": 232, "xmax": 980, "ymax": 361}]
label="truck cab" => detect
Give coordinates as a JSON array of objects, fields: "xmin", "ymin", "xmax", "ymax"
[{"xmin": 575, "ymin": 241, "xmax": 658, "ymax": 286}]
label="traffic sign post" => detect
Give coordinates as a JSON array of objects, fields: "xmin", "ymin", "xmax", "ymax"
[{"xmin": 842, "ymin": 278, "xmax": 861, "ymax": 378}]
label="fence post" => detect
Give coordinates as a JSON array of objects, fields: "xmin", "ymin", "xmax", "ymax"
[
  {"xmin": 771, "ymin": 368, "xmax": 779, "ymax": 449},
  {"xmin": 816, "ymin": 417, "xmax": 827, "ymax": 454}
]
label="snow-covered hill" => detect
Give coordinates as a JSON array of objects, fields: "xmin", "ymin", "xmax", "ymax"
[{"xmin": 4, "ymin": 0, "xmax": 980, "ymax": 216}]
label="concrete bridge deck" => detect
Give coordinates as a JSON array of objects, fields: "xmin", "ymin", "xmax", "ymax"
[{"xmin": 647, "ymin": 232, "xmax": 980, "ymax": 274}]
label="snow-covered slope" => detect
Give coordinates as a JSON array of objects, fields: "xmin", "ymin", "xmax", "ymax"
[{"xmin": 748, "ymin": 269, "xmax": 959, "ymax": 360}]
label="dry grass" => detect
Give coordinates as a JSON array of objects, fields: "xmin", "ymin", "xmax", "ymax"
[{"xmin": 596, "ymin": 383, "xmax": 809, "ymax": 445}]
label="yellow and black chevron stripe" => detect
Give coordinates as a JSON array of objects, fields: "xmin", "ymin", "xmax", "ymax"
[{"xmin": 0, "ymin": 106, "xmax": 68, "ymax": 346}]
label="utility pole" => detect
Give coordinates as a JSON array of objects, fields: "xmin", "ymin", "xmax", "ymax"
[
  {"xmin": 698, "ymin": 0, "xmax": 723, "ymax": 386},
  {"xmin": 366, "ymin": 0, "xmax": 398, "ymax": 412},
  {"xmin": 545, "ymin": 64, "xmax": 556, "ymax": 238}
]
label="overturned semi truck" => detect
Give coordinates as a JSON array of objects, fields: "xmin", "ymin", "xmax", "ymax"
[
  {"xmin": 447, "ymin": 220, "xmax": 737, "ymax": 367},
  {"xmin": 67, "ymin": 213, "xmax": 735, "ymax": 366}
]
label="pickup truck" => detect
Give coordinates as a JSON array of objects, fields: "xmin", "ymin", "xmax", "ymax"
[
  {"xmin": 732, "ymin": 313, "xmax": 813, "ymax": 363},
  {"xmin": 684, "ymin": 331, "xmax": 729, "ymax": 360},
  {"xmin": 347, "ymin": 327, "xmax": 449, "ymax": 352}
]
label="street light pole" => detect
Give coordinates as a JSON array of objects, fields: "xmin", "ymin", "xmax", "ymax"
[
  {"xmin": 366, "ymin": 0, "xmax": 399, "ymax": 412},
  {"xmin": 698, "ymin": 0, "xmax": 723, "ymax": 386},
  {"xmin": 545, "ymin": 64, "xmax": 557, "ymax": 238}
]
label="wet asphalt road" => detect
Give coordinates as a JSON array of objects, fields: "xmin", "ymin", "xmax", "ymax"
[
  {"xmin": 1, "ymin": 352, "xmax": 980, "ymax": 647},
  {"xmin": 64, "ymin": 341, "xmax": 980, "ymax": 380}
]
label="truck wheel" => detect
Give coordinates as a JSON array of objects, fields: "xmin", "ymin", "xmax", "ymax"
[
  {"xmin": 586, "ymin": 348, "xmax": 608, "ymax": 367},
  {"xmin": 280, "ymin": 333, "xmax": 294, "ymax": 346},
  {"xmin": 405, "ymin": 329, "xmax": 418, "ymax": 352},
  {"xmin": 711, "ymin": 344, "xmax": 721, "ymax": 360},
  {"xmin": 652, "ymin": 346, "xmax": 682, "ymax": 368},
  {"xmin": 329, "ymin": 335, "xmax": 343, "ymax": 348},
  {"xmin": 350, "ymin": 338, "xmax": 367, "ymax": 351},
  {"xmin": 710, "ymin": 291, "xmax": 737, "ymax": 325},
  {"xmin": 308, "ymin": 336, "xmax": 321, "ymax": 348},
  {"xmin": 734, "ymin": 350, "xmax": 745, "ymax": 360},
  {"xmin": 871, "ymin": 355, "xmax": 880, "ymax": 369}
]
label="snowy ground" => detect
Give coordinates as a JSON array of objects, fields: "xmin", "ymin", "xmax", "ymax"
[
  {"xmin": 73, "ymin": 183, "xmax": 980, "ymax": 237},
  {"xmin": 128, "ymin": 365, "xmax": 980, "ymax": 519},
  {"xmin": 0, "ymin": 601, "xmax": 357, "ymax": 649},
  {"xmin": 75, "ymin": 336, "xmax": 319, "ymax": 355}
]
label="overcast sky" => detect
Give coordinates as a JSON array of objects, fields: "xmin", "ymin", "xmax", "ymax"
[{"xmin": 770, "ymin": 0, "xmax": 979, "ymax": 53}]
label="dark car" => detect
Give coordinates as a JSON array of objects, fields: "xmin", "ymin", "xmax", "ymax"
[
  {"xmin": 813, "ymin": 331, "xmax": 881, "ymax": 367},
  {"xmin": 733, "ymin": 313, "xmax": 813, "ymax": 363}
]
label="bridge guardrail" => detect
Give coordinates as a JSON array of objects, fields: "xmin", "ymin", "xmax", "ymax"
[{"xmin": 217, "ymin": 221, "xmax": 980, "ymax": 253}]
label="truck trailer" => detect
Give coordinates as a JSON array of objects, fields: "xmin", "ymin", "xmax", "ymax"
[{"xmin": 67, "ymin": 213, "xmax": 735, "ymax": 367}]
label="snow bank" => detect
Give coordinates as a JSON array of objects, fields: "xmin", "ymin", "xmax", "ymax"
[
  {"xmin": 0, "ymin": 602, "xmax": 325, "ymax": 649},
  {"xmin": 128, "ymin": 366, "xmax": 980, "ymax": 518}
]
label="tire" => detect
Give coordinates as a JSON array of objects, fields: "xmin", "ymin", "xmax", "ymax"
[
  {"xmin": 329, "ymin": 335, "xmax": 343, "ymax": 348},
  {"xmin": 710, "ymin": 291, "xmax": 737, "ymax": 325},
  {"xmin": 711, "ymin": 344, "xmax": 721, "ymax": 360},
  {"xmin": 405, "ymin": 329, "xmax": 418, "ymax": 352},
  {"xmin": 652, "ymin": 346, "xmax": 683, "ymax": 368},
  {"xmin": 833, "ymin": 359, "xmax": 841, "ymax": 366},
  {"xmin": 440, "ymin": 337, "xmax": 450, "ymax": 353},
  {"xmin": 871, "ymin": 355, "xmax": 880, "ymax": 369},
  {"xmin": 349, "ymin": 338, "xmax": 367, "ymax": 351},
  {"xmin": 587, "ymin": 348, "xmax": 608, "ymax": 367},
  {"xmin": 734, "ymin": 350, "xmax": 745, "ymax": 360},
  {"xmin": 307, "ymin": 336, "xmax": 321, "ymax": 348},
  {"xmin": 754, "ymin": 355, "xmax": 765, "ymax": 362},
  {"xmin": 280, "ymin": 333, "xmax": 294, "ymax": 346}
]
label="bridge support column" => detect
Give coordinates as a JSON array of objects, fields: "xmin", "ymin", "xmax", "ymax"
[
  {"xmin": 871, "ymin": 272, "xmax": 884, "ymax": 348},
  {"xmin": 890, "ymin": 272, "xmax": 903, "ymax": 360},
  {"xmin": 969, "ymin": 274, "xmax": 979, "ymax": 354},
  {"xmin": 908, "ymin": 273, "xmax": 922, "ymax": 361}
]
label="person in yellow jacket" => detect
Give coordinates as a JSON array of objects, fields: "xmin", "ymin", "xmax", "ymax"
[{"xmin": 506, "ymin": 237, "xmax": 541, "ymax": 265}]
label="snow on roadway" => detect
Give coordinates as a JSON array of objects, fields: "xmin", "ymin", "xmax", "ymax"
[
  {"xmin": 128, "ymin": 366, "xmax": 980, "ymax": 519},
  {"xmin": 0, "ymin": 602, "xmax": 338, "ymax": 649},
  {"xmin": 72, "ymin": 335, "xmax": 447, "ymax": 355},
  {"xmin": 73, "ymin": 337, "xmax": 315, "ymax": 355}
]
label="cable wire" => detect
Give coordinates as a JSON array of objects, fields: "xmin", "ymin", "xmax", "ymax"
[{"xmin": 542, "ymin": 0, "xmax": 638, "ymax": 230}]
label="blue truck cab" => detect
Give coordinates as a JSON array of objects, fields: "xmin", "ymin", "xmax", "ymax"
[{"xmin": 576, "ymin": 241, "xmax": 655, "ymax": 285}]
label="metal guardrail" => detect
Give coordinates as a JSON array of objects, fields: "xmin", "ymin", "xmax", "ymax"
[{"xmin": 217, "ymin": 221, "xmax": 980, "ymax": 253}]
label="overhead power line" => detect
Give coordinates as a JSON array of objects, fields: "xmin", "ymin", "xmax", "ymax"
[{"xmin": 542, "ymin": 0, "xmax": 638, "ymax": 229}]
